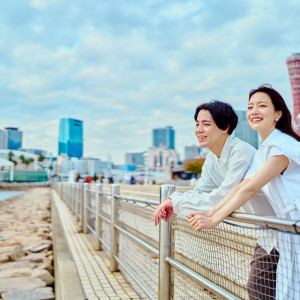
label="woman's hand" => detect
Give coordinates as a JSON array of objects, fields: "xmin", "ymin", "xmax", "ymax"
[{"xmin": 188, "ymin": 211, "xmax": 219, "ymax": 231}]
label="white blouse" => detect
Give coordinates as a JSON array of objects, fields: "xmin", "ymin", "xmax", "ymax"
[
  {"xmin": 245, "ymin": 129, "xmax": 300, "ymax": 300},
  {"xmin": 245, "ymin": 129, "xmax": 300, "ymax": 219},
  {"xmin": 171, "ymin": 135, "xmax": 275, "ymax": 217}
]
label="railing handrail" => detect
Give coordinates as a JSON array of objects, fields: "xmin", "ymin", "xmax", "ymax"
[
  {"xmin": 53, "ymin": 182, "xmax": 300, "ymax": 300},
  {"xmin": 229, "ymin": 212, "xmax": 300, "ymax": 233}
]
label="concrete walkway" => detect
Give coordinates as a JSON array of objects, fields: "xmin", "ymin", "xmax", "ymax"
[{"xmin": 52, "ymin": 190, "xmax": 141, "ymax": 300}]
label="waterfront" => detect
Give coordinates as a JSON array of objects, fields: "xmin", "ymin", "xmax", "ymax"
[
  {"xmin": 0, "ymin": 191, "xmax": 24, "ymax": 202},
  {"xmin": 0, "ymin": 188, "xmax": 54, "ymax": 299}
]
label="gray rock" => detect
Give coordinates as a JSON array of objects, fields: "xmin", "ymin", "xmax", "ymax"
[
  {"xmin": 32, "ymin": 269, "xmax": 54, "ymax": 286},
  {"xmin": 0, "ymin": 277, "xmax": 46, "ymax": 294},
  {"xmin": 0, "ymin": 254, "xmax": 10, "ymax": 263},
  {"xmin": 9, "ymin": 245, "xmax": 25, "ymax": 261},
  {"xmin": 0, "ymin": 268, "xmax": 33, "ymax": 278},
  {"xmin": 36, "ymin": 263, "xmax": 54, "ymax": 274},
  {"xmin": 2, "ymin": 287, "xmax": 54, "ymax": 300},
  {"xmin": 20, "ymin": 252, "xmax": 47, "ymax": 263},
  {"xmin": 28, "ymin": 243, "xmax": 52, "ymax": 253},
  {"xmin": 0, "ymin": 261, "xmax": 37, "ymax": 270}
]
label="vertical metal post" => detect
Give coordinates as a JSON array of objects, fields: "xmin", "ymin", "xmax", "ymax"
[
  {"xmin": 76, "ymin": 182, "xmax": 80, "ymax": 221},
  {"xmin": 61, "ymin": 182, "xmax": 64, "ymax": 201},
  {"xmin": 72, "ymin": 183, "xmax": 75, "ymax": 213},
  {"xmin": 159, "ymin": 184, "xmax": 175, "ymax": 300},
  {"xmin": 80, "ymin": 183, "xmax": 84, "ymax": 231},
  {"xmin": 110, "ymin": 184, "xmax": 120, "ymax": 272},
  {"xmin": 83, "ymin": 183, "xmax": 88, "ymax": 234},
  {"xmin": 73, "ymin": 182, "xmax": 77, "ymax": 213},
  {"xmin": 95, "ymin": 183, "xmax": 103, "ymax": 250}
]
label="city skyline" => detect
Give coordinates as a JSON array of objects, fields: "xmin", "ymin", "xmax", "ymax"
[{"xmin": 1, "ymin": 1, "xmax": 300, "ymax": 164}]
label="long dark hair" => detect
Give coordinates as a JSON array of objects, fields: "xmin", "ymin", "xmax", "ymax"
[
  {"xmin": 249, "ymin": 84, "xmax": 300, "ymax": 142},
  {"xmin": 194, "ymin": 100, "xmax": 238, "ymax": 135}
]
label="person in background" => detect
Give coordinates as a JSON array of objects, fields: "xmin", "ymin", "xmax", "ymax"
[
  {"xmin": 190, "ymin": 174, "xmax": 197, "ymax": 186},
  {"xmin": 75, "ymin": 173, "xmax": 81, "ymax": 182},
  {"xmin": 188, "ymin": 85, "xmax": 300, "ymax": 300},
  {"xmin": 130, "ymin": 175, "xmax": 135, "ymax": 185}
]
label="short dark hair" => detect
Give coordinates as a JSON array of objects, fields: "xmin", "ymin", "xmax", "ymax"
[
  {"xmin": 194, "ymin": 100, "xmax": 238, "ymax": 135},
  {"xmin": 249, "ymin": 84, "xmax": 300, "ymax": 142}
]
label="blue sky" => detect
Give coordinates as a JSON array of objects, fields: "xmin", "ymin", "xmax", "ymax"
[{"xmin": 1, "ymin": 0, "xmax": 299, "ymax": 164}]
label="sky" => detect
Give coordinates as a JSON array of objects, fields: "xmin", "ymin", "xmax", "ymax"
[{"xmin": 1, "ymin": 0, "xmax": 299, "ymax": 164}]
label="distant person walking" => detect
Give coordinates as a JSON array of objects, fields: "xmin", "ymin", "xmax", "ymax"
[{"xmin": 130, "ymin": 175, "xmax": 135, "ymax": 185}]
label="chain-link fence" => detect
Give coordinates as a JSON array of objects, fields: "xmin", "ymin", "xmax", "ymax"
[{"xmin": 53, "ymin": 182, "xmax": 300, "ymax": 300}]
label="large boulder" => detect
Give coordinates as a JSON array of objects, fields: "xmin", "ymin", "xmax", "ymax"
[
  {"xmin": 0, "ymin": 277, "xmax": 46, "ymax": 295},
  {"xmin": 2, "ymin": 287, "xmax": 54, "ymax": 300},
  {"xmin": 32, "ymin": 269, "xmax": 54, "ymax": 286},
  {"xmin": 9, "ymin": 245, "xmax": 25, "ymax": 261},
  {"xmin": 0, "ymin": 268, "xmax": 33, "ymax": 278},
  {"xmin": 0, "ymin": 254, "xmax": 10, "ymax": 264},
  {"xmin": 0, "ymin": 261, "xmax": 37, "ymax": 270},
  {"xmin": 20, "ymin": 252, "xmax": 47, "ymax": 263}
]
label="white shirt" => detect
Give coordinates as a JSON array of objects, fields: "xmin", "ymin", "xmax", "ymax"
[
  {"xmin": 245, "ymin": 129, "xmax": 300, "ymax": 300},
  {"xmin": 245, "ymin": 129, "xmax": 300, "ymax": 219},
  {"xmin": 171, "ymin": 135, "xmax": 275, "ymax": 217}
]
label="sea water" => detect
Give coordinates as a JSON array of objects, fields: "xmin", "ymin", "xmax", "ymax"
[{"xmin": 0, "ymin": 191, "xmax": 24, "ymax": 202}]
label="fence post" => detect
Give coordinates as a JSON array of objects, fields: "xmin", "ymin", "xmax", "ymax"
[
  {"xmin": 70, "ymin": 182, "xmax": 75, "ymax": 213},
  {"xmin": 110, "ymin": 184, "xmax": 120, "ymax": 272},
  {"xmin": 75, "ymin": 182, "xmax": 81, "ymax": 222},
  {"xmin": 83, "ymin": 183, "xmax": 89, "ymax": 234},
  {"xmin": 95, "ymin": 183, "xmax": 103, "ymax": 250},
  {"xmin": 159, "ymin": 184, "xmax": 175, "ymax": 300}
]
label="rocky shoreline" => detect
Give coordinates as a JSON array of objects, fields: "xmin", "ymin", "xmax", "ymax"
[{"xmin": 0, "ymin": 188, "xmax": 54, "ymax": 300}]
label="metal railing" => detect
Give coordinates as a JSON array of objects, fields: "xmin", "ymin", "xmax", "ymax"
[{"xmin": 53, "ymin": 182, "xmax": 300, "ymax": 300}]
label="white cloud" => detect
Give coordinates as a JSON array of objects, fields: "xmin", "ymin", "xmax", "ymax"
[{"xmin": 0, "ymin": 0, "xmax": 299, "ymax": 163}]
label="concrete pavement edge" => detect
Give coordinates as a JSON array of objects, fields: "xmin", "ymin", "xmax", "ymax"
[{"xmin": 51, "ymin": 189, "xmax": 85, "ymax": 300}]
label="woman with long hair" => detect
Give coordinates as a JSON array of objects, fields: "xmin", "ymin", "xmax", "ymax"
[{"xmin": 188, "ymin": 84, "xmax": 300, "ymax": 299}]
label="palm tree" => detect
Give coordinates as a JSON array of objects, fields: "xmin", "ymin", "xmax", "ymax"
[
  {"xmin": 8, "ymin": 151, "xmax": 14, "ymax": 162},
  {"xmin": 38, "ymin": 154, "xmax": 45, "ymax": 162},
  {"xmin": 19, "ymin": 155, "xmax": 26, "ymax": 169},
  {"xmin": 24, "ymin": 159, "xmax": 31, "ymax": 169},
  {"xmin": 19, "ymin": 155, "xmax": 26, "ymax": 164}
]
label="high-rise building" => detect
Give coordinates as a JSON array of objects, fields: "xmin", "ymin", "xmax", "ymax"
[
  {"xmin": 125, "ymin": 152, "xmax": 145, "ymax": 166},
  {"xmin": 235, "ymin": 110, "xmax": 258, "ymax": 148},
  {"xmin": 147, "ymin": 146, "xmax": 179, "ymax": 169},
  {"xmin": 0, "ymin": 130, "xmax": 5, "ymax": 149},
  {"xmin": 184, "ymin": 145, "xmax": 200, "ymax": 160},
  {"xmin": 152, "ymin": 126, "xmax": 175, "ymax": 149},
  {"xmin": 4, "ymin": 127, "xmax": 23, "ymax": 150},
  {"xmin": 286, "ymin": 53, "xmax": 300, "ymax": 135},
  {"xmin": 58, "ymin": 118, "xmax": 83, "ymax": 158}
]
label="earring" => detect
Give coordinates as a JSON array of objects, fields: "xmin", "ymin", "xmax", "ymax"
[{"xmin": 275, "ymin": 118, "xmax": 279, "ymax": 122}]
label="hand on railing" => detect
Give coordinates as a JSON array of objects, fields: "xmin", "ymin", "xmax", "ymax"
[
  {"xmin": 188, "ymin": 210, "xmax": 217, "ymax": 231},
  {"xmin": 153, "ymin": 197, "xmax": 174, "ymax": 226}
]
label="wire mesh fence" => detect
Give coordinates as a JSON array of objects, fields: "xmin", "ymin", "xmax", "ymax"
[{"xmin": 53, "ymin": 182, "xmax": 300, "ymax": 300}]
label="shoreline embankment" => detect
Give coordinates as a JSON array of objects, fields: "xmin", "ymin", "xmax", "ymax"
[{"xmin": 0, "ymin": 188, "xmax": 54, "ymax": 300}]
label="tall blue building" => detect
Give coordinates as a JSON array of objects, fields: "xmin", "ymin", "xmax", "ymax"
[
  {"xmin": 4, "ymin": 127, "xmax": 22, "ymax": 150},
  {"xmin": 58, "ymin": 118, "xmax": 83, "ymax": 158},
  {"xmin": 235, "ymin": 110, "xmax": 258, "ymax": 149},
  {"xmin": 153, "ymin": 126, "xmax": 175, "ymax": 149}
]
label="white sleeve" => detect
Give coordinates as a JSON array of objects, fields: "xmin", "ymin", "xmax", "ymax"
[
  {"xmin": 268, "ymin": 145, "xmax": 290, "ymax": 160},
  {"xmin": 171, "ymin": 146, "xmax": 256, "ymax": 216},
  {"xmin": 170, "ymin": 159, "xmax": 218, "ymax": 215},
  {"xmin": 244, "ymin": 161, "xmax": 256, "ymax": 179}
]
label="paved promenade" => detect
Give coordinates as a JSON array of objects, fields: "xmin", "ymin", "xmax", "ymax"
[{"xmin": 52, "ymin": 190, "xmax": 141, "ymax": 300}]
